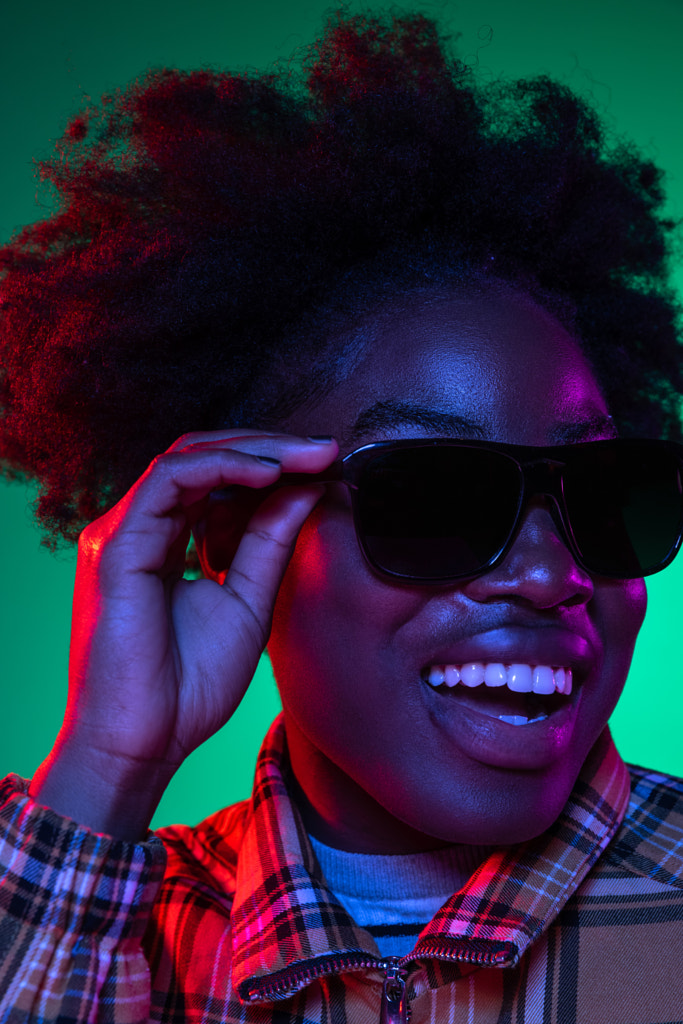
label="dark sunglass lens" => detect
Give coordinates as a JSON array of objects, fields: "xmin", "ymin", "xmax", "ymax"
[
  {"xmin": 356, "ymin": 446, "xmax": 523, "ymax": 580},
  {"xmin": 563, "ymin": 442, "xmax": 683, "ymax": 577}
]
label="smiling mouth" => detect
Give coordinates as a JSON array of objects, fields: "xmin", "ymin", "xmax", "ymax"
[{"xmin": 421, "ymin": 662, "xmax": 575, "ymax": 725}]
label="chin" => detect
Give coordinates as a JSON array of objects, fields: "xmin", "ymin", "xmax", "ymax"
[{"xmin": 397, "ymin": 765, "xmax": 580, "ymax": 849}]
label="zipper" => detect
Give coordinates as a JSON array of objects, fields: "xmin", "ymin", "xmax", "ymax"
[
  {"xmin": 244, "ymin": 953, "xmax": 387, "ymax": 1002},
  {"xmin": 244, "ymin": 940, "xmax": 515, "ymax": 1016},
  {"xmin": 245, "ymin": 954, "xmax": 410, "ymax": 1022},
  {"xmin": 409, "ymin": 940, "xmax": 514, "ymax": 967},
  {"xmin": 379, "ymin": 957, "xmax": 409, "ymax": 1023}
]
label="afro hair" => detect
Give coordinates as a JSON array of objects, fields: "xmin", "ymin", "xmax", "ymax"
[{"xmin": 0, "ymin": 9, "xmax": 681, "ymax": 547}]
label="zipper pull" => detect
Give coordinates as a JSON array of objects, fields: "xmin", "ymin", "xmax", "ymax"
[{"xmin": 380, "ymin": 959, "xmax": 408, "ymax": 1024}]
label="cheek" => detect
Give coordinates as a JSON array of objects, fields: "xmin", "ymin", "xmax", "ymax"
[
  {"xmin": 269, "ymin": 503, "xmax": 371, "ymax": 750},
  {"xmin": 268, "ymin": 499, "xmax": 417, "ymax": 720},
  {"xmin": 592, "ymin": 577, "xmax": 647, "ymax": 715},
  {"xmin": 608, "ymin": 577, "xmax": 647, "ymax": 650},
  {"xmin": 270, "ymin": 501, "xmax": 364, "ymax": 689},
  {"xmin": 271, "ymin": 499, "xmax": 359, "ymax": 631}
]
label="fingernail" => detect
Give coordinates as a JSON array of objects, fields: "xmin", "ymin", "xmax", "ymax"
[
  {"xmin": 307, "ymin": 435, "xmax": 334, "ymax": 443},
  {"xmin": 256, "ymin": 455, "xmax": 281, "ymax": 466}
]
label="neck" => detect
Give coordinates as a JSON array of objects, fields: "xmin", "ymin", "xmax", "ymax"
[{"xmin": 285, "ymin": 715, "xmax": 469, "ymax": 854}]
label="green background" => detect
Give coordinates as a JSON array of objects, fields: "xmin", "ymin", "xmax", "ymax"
[{"xmin": 1, "ymin": 0, "xmax": 682, "ymax": 830}]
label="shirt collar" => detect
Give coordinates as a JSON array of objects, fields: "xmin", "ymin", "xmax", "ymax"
[{"xmin": 229, "ymin": 715, "xmax": 630, "ymax": 999}]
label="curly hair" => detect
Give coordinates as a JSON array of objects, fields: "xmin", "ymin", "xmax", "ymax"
[{"xmin": 1, "ymin": 9, "xmax": 681, "ymax": 547}]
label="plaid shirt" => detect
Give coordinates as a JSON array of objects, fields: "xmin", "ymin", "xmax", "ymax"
[{"xmin": 1, "ymin": 717, "xmax": 682, "ymax": 1024}]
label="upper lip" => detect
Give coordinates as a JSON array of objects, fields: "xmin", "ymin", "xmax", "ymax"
[{"xmin": 420, "ymin": 625, "xmax": 595, "ymax": 680}]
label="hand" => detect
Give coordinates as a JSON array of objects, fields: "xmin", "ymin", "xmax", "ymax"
[{"xmin": 29, "ymin": 430, "xmax": 338, "ymax": 837}]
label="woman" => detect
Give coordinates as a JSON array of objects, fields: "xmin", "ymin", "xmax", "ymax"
[{"xmin": 0, "ymin": 10, "xmax": 682, "ymax": 1023}]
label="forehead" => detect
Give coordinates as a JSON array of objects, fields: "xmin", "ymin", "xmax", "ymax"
[{"xmin": 287, "ymin": 284, "xmax": 610, "ymax": 451}]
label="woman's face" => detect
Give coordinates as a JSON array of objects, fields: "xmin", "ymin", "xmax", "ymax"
[{"xmin": 268, "ymin": 283, "xmax": 647, "ymax": 852}]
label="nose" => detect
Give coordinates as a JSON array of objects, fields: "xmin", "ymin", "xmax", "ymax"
[{"xmin": 462, "ymin": 499, "xmax": 594, "ymax": 608}]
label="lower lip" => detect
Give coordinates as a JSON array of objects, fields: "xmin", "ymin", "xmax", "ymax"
[{"xmin": 425, "ymin": 684, "xmax": 582, "ymax": 769}]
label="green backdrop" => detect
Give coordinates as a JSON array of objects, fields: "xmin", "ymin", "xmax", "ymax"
[{"xmin": 1, "ymin": 0, "xmax": 682, "ymax": 830}]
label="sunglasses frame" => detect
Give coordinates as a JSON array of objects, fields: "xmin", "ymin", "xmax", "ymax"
[{"xmin": 290, "ymin": 436, "xmax": 683, "ymax": 584}]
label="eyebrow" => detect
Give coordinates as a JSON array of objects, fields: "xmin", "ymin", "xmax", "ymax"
[
  {"xmin": 548, "ymin": 417, "xmax": 618, "ymax": 443},
  {"xmin": 344, "ymin": 401, "xmax": 486, "ymax": 448},
  {"xmin": 343, "ymin": 400, "xmax": 617, "ymax": 449}
]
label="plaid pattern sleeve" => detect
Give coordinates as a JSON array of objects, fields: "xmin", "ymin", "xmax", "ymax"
[{"xmin": 0, "ymin": 773, "xmax": 166, "ymax": 1023}]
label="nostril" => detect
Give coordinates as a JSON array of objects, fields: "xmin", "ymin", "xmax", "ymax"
[{"xmin": 461, "ymin": 504, "xmax": 594, "ymax": 608}]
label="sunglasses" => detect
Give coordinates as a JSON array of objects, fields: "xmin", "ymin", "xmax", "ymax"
[{"xmin": 286, "ymin": 437, "xmax": 683, "ymax": 583}]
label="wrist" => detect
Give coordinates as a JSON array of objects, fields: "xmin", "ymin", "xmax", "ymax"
[{"xmin": 29, "ymin": 736, "xmax": 176, "ymax": 841}]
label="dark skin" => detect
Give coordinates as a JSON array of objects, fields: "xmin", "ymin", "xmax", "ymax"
[
  {"xmin": 268, "ymin": 283, "xmax": 647, "ymax": 852},
  {"xmin": 29, "ymin": 281, "xmax": 646, "ymax": 851}
]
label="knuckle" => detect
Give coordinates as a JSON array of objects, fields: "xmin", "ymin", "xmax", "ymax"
[
  {"xmin": 168, "ymin": 431, "xmax": 198, "ymax": 451},
  {"xmin": 78, "ymin": 523, "xmax": 112, "ymax": 569},
  {"xmin": 149, "ymin": 451, "xmax": 168, "ymax": 472},
  {"xmin": 176, "ymin": 431, "xmax": 196, "ymax": 445},
  {"xmin": 249, "ymin": 527, "xmax": 290, "ymax": 552},
  {"xmin": 227, "ymin": 564, "xmax": 261, "ymax": 589},
  {"xmin": 146, "ymin": 449, "xmax": 188, "ymax": 480},
  {"xmin": 77, "ymin": 522, "xmax": 97, "ymax": 557},
  {"xmin": 78, "ymin": 509, "xmax": 118, "ymax": 560}
]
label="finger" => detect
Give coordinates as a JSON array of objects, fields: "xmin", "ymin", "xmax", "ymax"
[
  {"xmin": 219, "ymin": 483, "xmax": 324, "ymax": 628},
  {"xmin": 167, "ymin": 428, "xmax": 280, "ymax": 453},
  {"xmin": 180, "ymin": 433, "xmax": 339, "ymax": 475},
  {"xmin": 106, "ymin": 449, "xmax": 281, "ymax": 531},
  {"xmin": 86, "ymin": 449, "xmax": 285, "ymax": 580},
  {"xmin": 137, "ymin": 439, "xmax": 337, "ymax": 517},
  {"xmin": 168, "ymin": 427, "xmax": 336, "ymax": 458},
  {"xmin": 89, "ymin": 439, "xmax": 338, "ymax": 580}
]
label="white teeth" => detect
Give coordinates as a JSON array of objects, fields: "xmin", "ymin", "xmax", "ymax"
[
  {"xmin": 565, "ymin": 668, "xmax": 573, "ymax": 694},
  {"xmin": 499, "ymin": 712, "xmax": 549, "ymax": 726},
  {"xmin": 444, "ymin": 665, "xmax": 460, "ymax": 687},
  {"xmin": 460, "ymin": 663, "xmax": 485, "ymax": 687},
  {"xmin": 532, "ymin": 665, "xmax": 555, "ymax": 695},
  {"xmin": 424, "ymin": 662, "xmax": 573, "ymax": 696},
  {"xmin": 554, "ymin": 667, "xmax": 573, "ymax": 695},
  {"xmin": 508, "ymin": 664, "xmax": 533, "ymax": 692},
  {"xmin": 484, "ymin": 663, "xmax": 507, "ymax": 687},
  {"xmin": 428, "ymin": 666, "xmax": 445, "ymax": 686}
]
